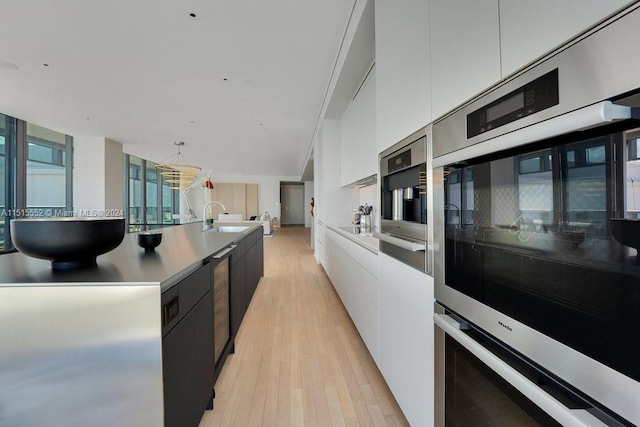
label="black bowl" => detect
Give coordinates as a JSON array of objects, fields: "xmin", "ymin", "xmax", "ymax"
[
  {"xmin": 560, "ymin": 229, "xmax": 586, "ymax": 246},
  {"xmin": 10, "ymin": 217, "xmax": 125, "ymax": 270},
  {"xmin": 611, "ymin": 218, "xmax": 640, "ymax": 251},
  {"xmin": 138, "ymin": 231, "xmax": 162, "ymax": 253}
]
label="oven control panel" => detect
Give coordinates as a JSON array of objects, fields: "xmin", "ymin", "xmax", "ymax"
[{"xmin": 467, "ymin": 69, "xmax": 559, "ymax": 139}]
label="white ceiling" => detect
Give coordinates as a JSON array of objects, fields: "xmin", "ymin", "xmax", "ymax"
[{"xmin": 0, "ymin": 0, "xmax": 356, "ymax": 178}]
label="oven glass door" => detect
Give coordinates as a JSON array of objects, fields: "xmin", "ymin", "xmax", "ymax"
[
  {"xmin": 444, "ymin": 334, "xmax": 561, "ymax": 426},
  {"xmin": 443, "ymin": 122, "xmax": 640, "ymax": 384}
]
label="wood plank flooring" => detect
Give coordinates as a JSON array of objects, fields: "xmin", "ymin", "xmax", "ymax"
[{"xmin": 199, "ymin": 226, "xmax": 409, "ymax": 427}]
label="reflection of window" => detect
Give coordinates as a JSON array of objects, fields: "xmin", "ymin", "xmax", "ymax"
[
  {"xmin": 514, "ymin": 138, "xmax": 608, "ymax": 225},
  {"xmin": 448, "ymin": 170, "xmax": 460, "ymax": 184},
  {"xmin": 564, "ymin": 139, "xmax": 607, "ymax": 223},
  {"xmin": 445, "ymin": 167, "xmax": 474, "ymax": 225},
  {"xmin": 629, "ymin": 138, "xmax": 640, "ymax": 160},
  {"xmin": 625, "ymin": 134, "xmax": 640, "ymax": 218},
  {"xmin": 586, "ymin": 146, "xmax": 605, "ymax": 165},
  {"xmin": 564, "ymin": 139, "xmax": 606, "ymax": 168},
  {"xmin": 517, "ymin": 150, "xmax": 553, "ymax": 223},
  {"xmin": 518, "ymin": 152, "xmax": 552, "ymax": 174}
]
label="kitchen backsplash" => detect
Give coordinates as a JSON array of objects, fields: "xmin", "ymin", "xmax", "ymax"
[{"xmin": 358, "ymin": 183, "xmax": 378, "ymax": 228}]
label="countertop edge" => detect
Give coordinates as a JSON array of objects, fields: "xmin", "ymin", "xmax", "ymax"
[{"xmin": 325, "ymin": 224, "xmax": 379, "ymax": 254}]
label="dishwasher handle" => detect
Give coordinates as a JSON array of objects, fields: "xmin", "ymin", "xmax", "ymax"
[
  {"xmin": 373, "ymin": 231, "xmax": 426, "ymax": 252},
  {"xmin": 213, "ymin": 245, "xmax": 236, "ymax": 259}
]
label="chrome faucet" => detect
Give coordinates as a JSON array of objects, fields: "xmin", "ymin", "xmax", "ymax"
[
  {"xmin": 445, "ymin": 203, "xmax": 461, "ymax": 227},
  {"xmin": 202, "ymin": 201, "xmax": 226, "ymax": 230}
]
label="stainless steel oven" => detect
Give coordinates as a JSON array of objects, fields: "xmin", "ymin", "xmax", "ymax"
[
  {"xmin": 376, "ymin": 125, "xmax": 432, "ymax": 274},
  {"xmin": 433, "ymin": 3, "xmax": 640, "ymax": 425}
]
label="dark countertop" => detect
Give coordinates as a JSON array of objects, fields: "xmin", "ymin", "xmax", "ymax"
[{"xmin": 0, "ymin": 222, "xmax": 262, "ymax": 291}]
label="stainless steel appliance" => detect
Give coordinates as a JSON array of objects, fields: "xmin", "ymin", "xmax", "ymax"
[
  {"xmin": 377, "ymin": 126, "xmax": 432, "ymax": 273},
  {"xmin": 433, "ymin": 4, "xmax": 640, "ymax": 425},
  {"xmin": 212, "ymin": 245, "xmax": 234, "ymax": 373}
]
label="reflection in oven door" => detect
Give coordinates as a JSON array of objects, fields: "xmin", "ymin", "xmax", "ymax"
[
  {"xmin": 434, "ymin": 304, "xmax": 625, "ymax": 427},
  {"xmin": 443, "ymin": 126, "xmax": 640, "ymax": 386}
]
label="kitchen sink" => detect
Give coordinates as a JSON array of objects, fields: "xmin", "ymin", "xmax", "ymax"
[{"xmin": 206, "ymin": 225, "xmax": 250, "ymax": 233}]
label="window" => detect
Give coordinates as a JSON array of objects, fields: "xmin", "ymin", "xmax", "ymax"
[
  {"xmin": 26, "ymin": 123, "xmax": 71, "ymax": 213},
  {"xmin": 124, "ymin": 154, "xmax": 180, "ymax": 232},
  {"xmin": 1, "ymin": 114, "xmax": 73, "ymax": 253},
  {"xmin": 0, "ymin": 114, "xmax": 14, "ymax": 252}
]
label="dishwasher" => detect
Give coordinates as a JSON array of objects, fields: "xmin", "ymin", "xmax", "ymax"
[{"xmin": 212, "ymin": 244, "xmax": 235, "ymax": 380}]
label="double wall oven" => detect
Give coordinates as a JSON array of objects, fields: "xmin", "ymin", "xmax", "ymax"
[
  {"xmin": 433, "ymin": 4, "xmax": 640, "ymax": 426},
  {"xmin": 377, "ymin": 126, "xmax": 432, "ymax": 274}
]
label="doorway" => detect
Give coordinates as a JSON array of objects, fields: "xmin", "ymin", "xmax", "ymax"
[{"xmin": 280, "ymin": 182, "xmax": 305, "ymax": 225}]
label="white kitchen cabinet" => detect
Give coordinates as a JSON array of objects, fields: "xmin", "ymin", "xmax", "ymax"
[
  {"xmin": 378, "ymin": 252, "xmax": 434, "ymax": 427},
  {"xmin": 315, "ymin": 219, "xmax": 326, "ymax": 265},
  {"xmin": 375, "ymin": 0, "xmax": 431, "ymax": 153},
  {"xmin": 325, "ymin": 228, "xmax": 380, "ymax": 362},
  {"xmin": 500, "ymin": 0, "xmax": 633, "ymax": 77},
  {"xmin": 340, "ymin": 67, "xmax": 377, "ymax": 186},
  {"xmin": 325, "ymin": 235, "xmax": 350, "ymax": 308},
  {"xmin": 429, "ymin": 0, "xmax": 501, "ymax": 120}
]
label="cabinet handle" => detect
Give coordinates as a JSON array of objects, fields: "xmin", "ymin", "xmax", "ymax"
[
  {"xmin": 214, "ymin": 245, "xmax": 236, "ymax": 259},
  {"xmin": 373, "ymin": 231, "xmax": 426, "ymax": 252},
  {"xmin": 163, "ymin": 296, "xmax": 179, "ymax": 326},
  {"xmin": 433, "ymin": 313, "xmax": 606, "ymax": 427}
]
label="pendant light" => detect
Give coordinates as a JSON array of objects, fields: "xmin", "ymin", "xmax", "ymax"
[{"xmin": 156, "ymin": 141, "xmax": 202, "ymax": 190}]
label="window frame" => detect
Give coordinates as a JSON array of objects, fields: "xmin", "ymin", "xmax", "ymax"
[
  {"xmin": 1, "ymin": 115, "xmax": 73, "ymax": 254},
  {"xmin": 123, "ymin": 154, "xmax": 180, "ymax": 232}
]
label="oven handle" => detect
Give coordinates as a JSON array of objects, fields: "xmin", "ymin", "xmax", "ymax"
[
  {"xmin": 434, "ymin": 313, "xmax": 607, "ymax": 427},
  {"xmin": 373, "ymin": 231, "xmax": 426, "ymax": 252},
  {"xmin": 433, "ymin": 101, "xmax": 632, "ymax": 167}
]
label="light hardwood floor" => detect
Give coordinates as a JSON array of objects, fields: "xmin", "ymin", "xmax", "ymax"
[{"xmin": 199, "ymin": 226, "xmax": 409, "ymax": 427}]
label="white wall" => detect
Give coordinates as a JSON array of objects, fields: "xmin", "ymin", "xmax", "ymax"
[
  {"xmin": 316, "ymin": 119, "xmax": 360, "ymax": 224},
  {"xmin": 104, "ymin": 138, "xmax": 123, "ymax": 211},
  {"xmin": 74, "ymin": 136, "xmax": 122, "ymax": 213}
]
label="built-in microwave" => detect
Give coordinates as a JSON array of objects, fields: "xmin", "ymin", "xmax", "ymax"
[
  {"xmin": 433, "ymin": 3, "xmax": 640, "ymax": 425},
  {"xmin": 376, "ymin": 126, "xmax": 431, "ymax": 274}
]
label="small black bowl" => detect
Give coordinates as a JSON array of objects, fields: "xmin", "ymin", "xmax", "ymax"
[{"xmin": 138, "ymin": 231, "xmax": 162, "ymax": 253}]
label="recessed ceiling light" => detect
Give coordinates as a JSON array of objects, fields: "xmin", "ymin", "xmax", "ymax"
[{"xmin": 0, "ymin": 60, "xmax": 19, "ymax": 70}]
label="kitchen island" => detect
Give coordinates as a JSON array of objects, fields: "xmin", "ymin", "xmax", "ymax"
[{"xmin": 0, "ymin": 221, "xmax": 264, "ymax": 427}]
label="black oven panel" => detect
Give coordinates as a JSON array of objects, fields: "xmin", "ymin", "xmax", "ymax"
[
  {"xmin": 386, "ymin": 148, "xmax": 413, "ymax": 174},
  {"xmin": 467, "ymin": 69, "xmax": 559, "ymax": 139}
]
